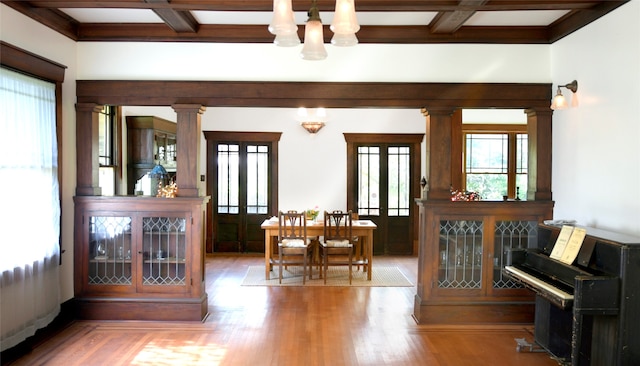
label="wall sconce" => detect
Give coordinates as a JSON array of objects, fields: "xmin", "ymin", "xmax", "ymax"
[
  {"xmin": 298, "ymin": 107, "xmax": 326, "ymax": 133},
  {"xmin": 550, "ymin": 80, "xmax": 578, "ymax": 110}
]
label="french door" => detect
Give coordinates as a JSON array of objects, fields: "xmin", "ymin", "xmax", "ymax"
[
  {"xmin": 345, "ymin": 134, "xmax": 423, "ymax": 255},
  {"xmin": 204, "ymin": 132, "xmax": 281, "ymax": 253}
]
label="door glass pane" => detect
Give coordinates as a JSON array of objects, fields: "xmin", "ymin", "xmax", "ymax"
[
  {"xmin": 388, "ymin": 146, "xmax": 410, "ymax": 217},
  {"xmin": 142, "ymin": 217, "xmax": 187, "ymax": 286},
  {"xmin": 438, "ymin": 220, "xmax": 483, "ymax": 289},
  {"xmin": 493, "ymin": 220, "xmax": 536, "ymax": 289},
  {"xmin": 217, "ymin": 144, "xmax": 239, "ymax": 214},
  {"xmin": 246, "ymin": 145, "xmax": 269, "ymax": 214},
  {"xmin": 88, "ymin": 216, "xmax": 132, "ymax": 285},
  {"xmin": 357, "ymin": 146, "xmax": 379, "ymax": 216}
]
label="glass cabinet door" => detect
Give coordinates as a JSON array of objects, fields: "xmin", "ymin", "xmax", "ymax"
[
  {"xmin": 437, "ymin": 220, "xmax": 484, "ymax": 290},
  {"xmin": 88, "ymin": 216, "xmax": 133, "ymax": 286},
  {"xmin": 492, "ymin": 220, "xmax": 537, "ymax": 289},
  {"xmin": 141, "ymin": 216, "xmax": 188, "ymax": 289}
]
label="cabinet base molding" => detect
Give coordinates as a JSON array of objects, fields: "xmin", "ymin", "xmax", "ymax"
[
  {"xmin": 413, "ymin": 296, "xmax": 534, "ymax": 325},
  {"xmin": 73, "ymin": 295, "xmax": 208, "ymax": 322}
]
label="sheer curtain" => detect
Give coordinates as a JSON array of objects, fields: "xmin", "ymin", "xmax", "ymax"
[{"xmin": 0, "ymin": 67, "xmax": 61, "ymax": 351}]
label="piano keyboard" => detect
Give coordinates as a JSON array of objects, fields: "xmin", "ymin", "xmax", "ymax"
[{"xmin": 504, "ymin": 266, "xmax": 574, "ymax": 307}]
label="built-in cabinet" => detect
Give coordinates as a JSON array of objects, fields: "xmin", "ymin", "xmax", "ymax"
[
  {"xmin": 414, "ymin": 199, "xmax": 554, "ymax": 324},
  {"xmin": 74, "ymin": 196, "xmax": 209, "ymax": 321}
]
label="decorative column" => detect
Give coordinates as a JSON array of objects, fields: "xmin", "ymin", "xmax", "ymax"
[
  {"xmin": 525, "ymin": 108, "xmax": 553, "ymax": 201},
  {"xmin": 75, "ymin": 103, "xmax": 103, "ymax": 196},
  {"xmin": 421, "ymin": 107, "xmax": 457, "ymax": 200},
  {"xmin": 172, "ymin": 104, "xmax": 206, "ymax": 197}
]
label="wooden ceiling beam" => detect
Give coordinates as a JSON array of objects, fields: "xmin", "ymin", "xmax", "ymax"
[
  {"xmin": 75, "ymin": 23, "xmax": 551, "ymax": 44},
  {"xmin": 76, "ymin": 80, "xmax": 553, "ymax": 109},
  {"xmin": 430, "ymin": 0, "xmax": 487, "ymax": 34},
  {"xmin": 145, "ymin": 0, "xmax": 199, "ymax": 33}
]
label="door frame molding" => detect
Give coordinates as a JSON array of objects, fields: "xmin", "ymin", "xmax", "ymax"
[
  {"xmin": 344, "ymin": 133, "xmax": 424, "ymax": 255},
  {"xmin": 203, "ymin": 131, "xmax": 282, "ymax": 253}
]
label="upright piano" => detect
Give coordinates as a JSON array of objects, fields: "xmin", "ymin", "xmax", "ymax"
[{"xmin": 504, "ymin": 224, "xmax": 640, "ymax": 366}]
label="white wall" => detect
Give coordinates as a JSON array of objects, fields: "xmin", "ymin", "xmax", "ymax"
[
  {"xmin": 76, "ymin": 42, "xmax": 550, "ymax": 83},
  {"xmin": 550, "ymin": 1, "xmax": 640, "ymax": 236},
  {"xmin": 1, "ymin": 5, "xmax": 78, "ymax": 302}
]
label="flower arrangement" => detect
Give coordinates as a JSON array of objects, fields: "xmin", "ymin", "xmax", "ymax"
[
  {"xmin": 305, "ymin": 206, "xmax": 319, "ymax": 221},
  {"xmin": 157, "ymin": 181, "xmax": 178, "ymax": 198},
  {"xmin": 450, "ymin": 188, "xmax": 481, "ymax": 201}
]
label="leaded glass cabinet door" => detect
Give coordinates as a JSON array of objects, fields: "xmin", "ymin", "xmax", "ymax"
[
  {"xmin": 437, "ymin": 219, "xmax": 484, "ymax": 294},
  {"xmin": 435, "ymin": 216, "xmax": 537, "ymax": 296},
  {"xmin": 491, "ymin": 220, "xmax": 537, "ymax": 292},
  {"xmin": 88, "ymin": 215, "xmax": 133, "ymax": 291},
  {"xmin": 140, "ymin": 214, "xmax": 190, "ymax": 293}
]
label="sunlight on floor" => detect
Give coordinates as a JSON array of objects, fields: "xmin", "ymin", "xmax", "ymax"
[{"xmin": 131, "ymin": 340, "xmax": 227, "ymax": 365}]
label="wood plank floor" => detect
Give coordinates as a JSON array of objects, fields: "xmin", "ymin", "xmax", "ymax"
[{"xmin": 6, "ymin": 255, "xmax": 561, "ymax": 366}]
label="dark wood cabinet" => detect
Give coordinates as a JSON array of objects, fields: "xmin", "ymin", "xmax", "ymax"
[
  {"xmin": 126, "ymin": 116, "xmax": 177, "ymax": 195},
  {"xmin": 413, "ymin": 199, "xmax": 554, "ymax": 324},
  {"xmin": 73, "ymin": 196, "xmax": 209, "ymax": 321}
]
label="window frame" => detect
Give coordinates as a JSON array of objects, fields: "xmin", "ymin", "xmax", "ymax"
[
  {"xmin": 462, "ymin": 123, "xmax": 527, "ymax": 199},
  {"xmin": 1, "ymin": 41, "xmax": 66, "ymax": 262},
  {"xmin": 98, "ymin": 105, "xmax": 122, "ymax": 195}
]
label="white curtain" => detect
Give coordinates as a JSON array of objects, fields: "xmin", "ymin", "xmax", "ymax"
[{"xmin": 0, "ymin": 67, "xmax": 61, "ymax": 351}]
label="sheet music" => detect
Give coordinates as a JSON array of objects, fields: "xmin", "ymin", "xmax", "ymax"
[
  {"xmin": 550, "ymin": 225, "xmax": 574, "ymax": 260},
  {"xmin": 560, "ymin": 227, "xmax": 587, "ymax": 265}
]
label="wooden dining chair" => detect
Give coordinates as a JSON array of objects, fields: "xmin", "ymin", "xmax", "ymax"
[
  {"xmin": 320, "ymin": 210, "xmax": 353, "ymax": 284},
  {"xmin": 276, "ymin": 210, "xmax": 313, "ymax": 284}
]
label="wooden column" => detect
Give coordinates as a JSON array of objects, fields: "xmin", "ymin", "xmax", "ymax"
[
  {"xmin": 525, "ymin": 108, "xmax": 553, "ymax": 201},
  {"xmin": 75, "ymin": 103, "xmax": 102, "ymax": 196},
  {"xmin": 172, "ymin": 104, "xmax": 205, "ymax": 197},
  {"xmin": 421, "ymin": 108, "xmax": 456, "ymax": 200}
]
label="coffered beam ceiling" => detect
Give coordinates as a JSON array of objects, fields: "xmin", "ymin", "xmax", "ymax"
[{"xmin": 2, "ymin": 0, "xmax": 628, "ymax": 44}]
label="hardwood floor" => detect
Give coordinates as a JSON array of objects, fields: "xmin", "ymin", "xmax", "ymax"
[{"xmin": 6, "ymin": 255, "xmax": 560, "ymax": 366}]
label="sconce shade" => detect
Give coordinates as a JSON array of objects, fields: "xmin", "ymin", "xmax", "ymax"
[
  {"xmin": 301, "ymin": 121, "xmax": 325, "ymax": 133},
  {"xmin": 298, "ymin": 107, "xmax": 327, "ymax": 133},
  {"xmin": 551, "ymin": 88, "xmax": 568, "ymax": 110},
  {"xmin": 550, "ymin": 80, "xmax": 578, "ymax": 110},
  {"xmin": 269, "ymin": 0, "xmax": 297, "ymax": 35},
  {"xmin": 301, "ymin": 2, "xmax": 327, "ymax": 61}
]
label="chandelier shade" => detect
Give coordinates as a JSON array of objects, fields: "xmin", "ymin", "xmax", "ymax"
[
  {"xmin": 275, "ymin": 32, "xmax": 301, "ymax": 47},
  {"xmin": 330, "ymin": 0, "xmax": 360, "ymax": 34},
  {"xmin": 270, "ymin": 0, "xmax": 359, "ymax": 59},
  {"xmin": 331, "ymin": 32, "xmax": 358, "ymax": 46},
  {"xmin": 300, "ymin": 1, "xmax": 328, "ymax": 60},
  {"xmin": 268, "ymin": 0, "xmax": 297, "ymax": 36}
]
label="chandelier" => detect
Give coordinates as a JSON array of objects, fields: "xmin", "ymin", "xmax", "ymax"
[{"xmin": 268, "ymin": 0, "xmax": 360, "ymax": 60}]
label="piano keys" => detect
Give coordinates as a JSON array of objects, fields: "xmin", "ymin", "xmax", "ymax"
[
  {"xmin": 503, "ymin": 265, "xmax": 574, "ymax": 309},
  {"xmin": 503, "ymin": 224, "xmax": 640, "ymax": 366}
]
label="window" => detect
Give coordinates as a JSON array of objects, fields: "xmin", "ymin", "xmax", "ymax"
[
  {"xmin": 1, "ymin": 65, "xmax": 61, "ymax": 350},
  {"xmin": 98, "ymin": 105, "xmax": 118, "ymax": 195},
  {"xmin": 463, "ymin": 125, "xmax": 527, "ymax": 200}
]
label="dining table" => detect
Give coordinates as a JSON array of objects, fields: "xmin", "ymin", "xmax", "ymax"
[{"xmin": 261, "ymin": 218, "xmax": 377, "ymax": 280}]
